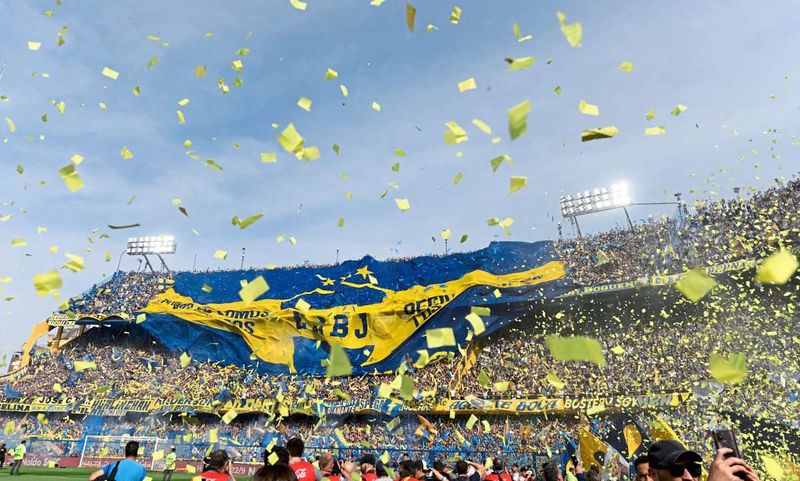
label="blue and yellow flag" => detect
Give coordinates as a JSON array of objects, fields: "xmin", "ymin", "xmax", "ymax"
[{"xmin": 139, "ymin": 241, "xmax": 571, "ymax": 374}]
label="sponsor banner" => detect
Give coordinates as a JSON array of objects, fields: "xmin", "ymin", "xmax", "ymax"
[
  {"xmin": 322, "ymin": 398, "xmax": 404, "ymax": 417},
  {"xmin": 0, "ymin": 392, "xmax": 689, "ymax": 417},
  {"xmin": 47, "ymin": 312, "xmax": 130, "ymax": 327},
  {"xmin": 429, "ymin": 392, "xmax": 692, "ymax": 414},
  {"xmin": 559, "ymin": 259, "xmax": 757, "ymax": 298}
]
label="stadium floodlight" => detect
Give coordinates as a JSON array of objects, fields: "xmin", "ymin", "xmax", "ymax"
[
  {"xmin": 559, "ymin": 182, "xmax": 633, "ymax": 237},
  {"xmin": 122, "ymin": 235, "xmax": 176, "ymax": 274},
  {"xmin": 560, "ymin": 182, "xmax": 631, "ymax": 218},
  {"xmin": 126, "ymin": 235, "xmax": 177, "ymax": 255}
]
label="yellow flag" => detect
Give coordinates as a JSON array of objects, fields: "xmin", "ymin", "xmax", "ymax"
[
  {"xmin": 578, "ymin": 427, "xmax": 606, "ymax": 470},
  {"xmin": 649, "ymin": 417, "xmax": 683, "ymax": 445},
  {"xmin": 406, "ymin": 3, "xmax": 416, "ymax": 31},
  {"xmin": 623, "ymin": 424, "xmax": 643, "ymax": 457}
]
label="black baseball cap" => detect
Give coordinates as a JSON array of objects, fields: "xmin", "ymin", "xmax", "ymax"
[
  {"xmin": 648, "ymin": 440, "xmax": 702, "ymax": 469},
  {"xmin": 360, "ymin": 454, "xmax": 377, "ymax": 466}
]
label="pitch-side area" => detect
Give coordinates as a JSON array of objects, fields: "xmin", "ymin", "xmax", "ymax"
[{"xmin": 0, "ymin": 466, "xmax": 198, "ymax": 481}]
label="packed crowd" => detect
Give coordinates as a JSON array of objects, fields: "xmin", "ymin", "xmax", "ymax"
[
  {"xmin": 66, "ymin": 271, "xmax": 172, "ymax": 317},
  {"xmin": 557, "ymin": 177, "xmax": 800, "ymax": 285}
]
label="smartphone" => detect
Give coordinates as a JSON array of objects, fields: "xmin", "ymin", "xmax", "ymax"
[{"xmin": 712, "ymin": 429, "xmax": 743, "ymax": 460}]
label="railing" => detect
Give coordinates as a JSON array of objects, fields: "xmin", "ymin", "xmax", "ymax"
[{"xmin": 16, "ymin": 437, "xmax": 545, "ymax": 466}]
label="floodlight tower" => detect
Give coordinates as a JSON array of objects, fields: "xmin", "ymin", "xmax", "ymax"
[
  {"xmin": 560, "ymin": 182, "xmax": 633, "ymax": 237},
  {"xmin": 117, "ymin": 235, "xmax": 177, "ymax": 274}
]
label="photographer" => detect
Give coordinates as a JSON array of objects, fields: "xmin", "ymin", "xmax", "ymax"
[
  {"xmin": 88, "ymin": 441, "xmax": 146, "ymax": 481},
  {"xmin": 200, "ymin": 449, "xmax": 237, "ymax": 481}
]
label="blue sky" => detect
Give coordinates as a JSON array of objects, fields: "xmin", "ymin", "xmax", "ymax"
[{"xmin": 0, "ymin": 0, "xmax": 798, "ymax": 359}]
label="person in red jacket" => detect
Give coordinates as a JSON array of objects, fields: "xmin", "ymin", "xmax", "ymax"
[
  {"xmin": 485, "ymin": 459, "xmax": 513, "ymax": 481},
  {"xmin": 287, "ymin": 438, "xmax": 318, "ymax": 481},
  {"xmin": 360, "ymin": 454, "xmax": 378, "ymax": 481}
]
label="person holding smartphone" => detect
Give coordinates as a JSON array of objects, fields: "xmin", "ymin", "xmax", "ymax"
[{"xmin": 199, "ymin": 449, "xmax": 237, "ymax": 481}]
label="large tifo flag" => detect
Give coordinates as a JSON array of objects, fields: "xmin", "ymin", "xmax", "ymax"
[{"xmin": 138, "ymin": 241, "xmax": 572, "ymax": 374}]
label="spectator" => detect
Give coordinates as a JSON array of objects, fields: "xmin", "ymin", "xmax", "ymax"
[
  {"xmin": 485, "ymin": 459, "xmax": 512, "ymax": 481},
  {"xmin": 646, "ymin": 441, "xmax": 704, "ymax": 481},
  {"xmin": 88, "ymin": 441, "xmax": 146, "ymax": 481},
  {"xmin": 254, "ymin": 464, "xmax": 299, "ymax": 481},
  {"xmin": 287, "ymin": 438, "xmax": 317, "ymax": 481},
  {"xmin": 0, "ymin": 442, "xmax": 6, "ymax": 469},
  {"xmin": 200, "ymin": 449, "xmax": 237, "ymax": 481},
  {"xmin": 634, "ymin": 455, "xmax": 652, "ymax": 481},
  {"xmin": 359, "ymin": 454, "xmax": 377, "ymax": 481}
]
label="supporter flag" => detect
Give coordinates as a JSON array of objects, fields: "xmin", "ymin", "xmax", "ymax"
[
  {"xmin": 602, "ymin": 445, "xmax": 631, "ymax": 481},
  {"xmin": 623, "ymin": 423, "xmax": 643, "ymax": 458},
  {"xmin": 578, "ymin": 427, "xmax": 607, "ymax": 470},
  {"xmin": 649, "ymin": 416, "xmax": 684, "ymax": 446},
  {"xmin": 599, "ymin": 413, "xmax": 648, "ymax": 459}
]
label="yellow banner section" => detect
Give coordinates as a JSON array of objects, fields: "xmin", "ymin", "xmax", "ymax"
[
  {"xmin": 429, "ymin": 392, "xmax": 691, "ymax": 414},
  {"xmin": 142, "ymin": 262, "xmax": 566, "ymax": 370},
  {"xmin": 0, "ymin": 392, "xmax": 689, "ymax": 417}
]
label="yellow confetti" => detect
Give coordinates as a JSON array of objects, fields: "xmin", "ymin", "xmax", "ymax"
[
  {"xmin": 239, "ymin": 276, "xmax": 269, "ymax": 303},
  {"xmin": 449, "ymin": 6, "xmax": 462, "ymax": 24},
  {"xmin": 755, "ymin": 249, "xmax": 798, "ymax": 284},
  {"xmin": 671, "ymin": 104, "xmax": 688, "ymax": 116},
  {"xmin": 578, "ymin": 99, "xmax": 599, "ymax": 116},
  {"xmin": 70, "ymin": 154, "xmax": 84, "ymax": 165},
  {"xmin": 509, "ymin": 176, "xmax": 527, "ymax": 193},
  {"xmin": 63, "ymin": 253, "xmax": 85, "ymax": 272},
  {"xmin": 232, "ymin": 213, "xmax": 264, "ymax": 229},
  {"xmin": 372, "ymin": 101, "xmax": 381, "ymax": 111},
  {"xmin": 231, "ymin": 60, "xmax": 243, "ymax": 72},
  {"xmin": 101, "ymin": 66, "xmax": 119, "ymax": 80},
  {"xmin": 466, "ymin": 414, "xmax": 478, "ymax": 430},
  {"xmin": 709, "ymin": 352, "xmax": 748, "ymax": 384},
  {"xmin": 278, "ymin": 123, "xmax": 304, "ymax": 153},
  {"xmin": 178, "ymin": 98, "xmax": 190, "ymax": 107},
  {"xmin": 176, "ymin": 110, "xmax": 186, "ymax": 125},
  {"xmin": 610, "ymin": 345, "xmax": 625, "ymax": 355},
  {"xmin": 406, "ymin": 3, "xmax": 416, "ymax": 31},
  {"xmin": 426, "ymin": 327, "xmax": 456, "ymax": 348},
  {"xmin": 33, "ymin": 271, "xmax": 61, "ymax": 296},
  {"xmin": 546, "ymin": 335, "xmax": 606, "ymax": 367},
  {"xmin": 513, "ymin": 22, "xmax": 532, "ymax": 42},
  {"xmin": 214, "ymin": 250, "xmax": 228, "ymax": 260},
  {"xmin": 74, "ymin": 360, "xmax": 97, "ymax": 372},
  {"xmin": 194, "ymin": 65, "xmax": 207, "ymax": 78},
  {"xmin": 295, "ymin": 298, "xmax": 311, "ymax": 314},
  {"xmin": 761, "ymin": 456, "xmax": 785, "ymax": 481},
  {"xmin": 471, "ymin": 118, "xmax": 492, "ymax": 134},
  {"xmin": 507, "ymin": 56, "xmax": 535, "ymax": 71},
  {"xmin": 340, "ymin": 84, "xmax": 349, "ymax": 97},
  {"xmin": 394, "ymin": 198, "xmax": 410, "ymax": 211},
  {"xmin": 457, "ymin": 77, "xmax": 477, "ymax": 92},
  {"xmin": 289, "ymin": 0, "xmax": 307, "ymax": 11},
  {"xmin": 646, "ymin": 109, "xmax": 656, "ymax": 121},
  {"xmin": 260, "ymin": 152, "xmax": 277, "ymax": 163},
  {"xmin": 58, "ymin": 164, "xmax": 85, "ymax": 192},
  {"xmin": 581, "ymin": 126, "xmax": 618, "ymax": 142},
  {"xmin": 675, "ymin": 268, "xmax": 717, "ymax": 302},
  {"xmin": 324, "ymin": 68, "xmax": 338, "ymax": 80},
  {"xmin": 28, "ymin": 41, "xmax": 42, "ymax": 51},
  {"xmin": 180, "ymin": 352, "xmax": 192, "ymax": 367},
  {"xmin": 644, "ymin": 126, "xmax": 666, "ymax": 136},
  {"xmin": 618, "ymin": 61, "xmax": 634, "ymax": 73},
  {"xmin": 546, "ymin": 372, "xmax": 566, "ymax": 389},
  {"xmin": 556, "ymin": 11, "xmax": 582, "ymax": 47},
  {"xmin": 147, "ymin": 57, "xmax": 159, "ymax": 68},
  {"xmin": 5, "ymin": 117, "xmax": 16, "ymax": 133},
  {"xmin": 120, "ymin": 146, "xmax": 134, "ymax": 160},
  {"xmin": 11, "ymin": 239, "xmax": 27, "ymax": 247},
  {"xmin": 465, "ymin": 312, "xmax": 485, "ymax": 335},
  {"xmin": 297, "ymin": 96, "xmax": 312, "ymax": 111},
  {"xmin": 221, "ymin": 409, "xmax": 238, "ymax": 424},
  {"xmin": 326, "ymin": 344, "xmax": 353, "ymax": 377},
  {"xmin": 508, "ymin": 100, "xmax": 532, "ymax": 140},
  {"xmin": 444, "ymin": 121, "xmax": 469, "ymax": 144}
]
